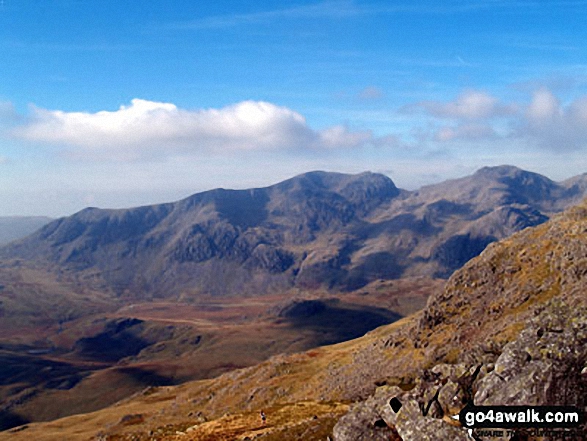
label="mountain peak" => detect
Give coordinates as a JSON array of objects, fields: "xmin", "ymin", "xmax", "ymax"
[
  {"xmin": 272, "ymin": 170, "xmax": 396, "ymax": 191},
  {"xmin": 474, "ymin": 164, "xmax": 524, "ymax": 178},
  {"xmin": 2, "ymin": 168, "xmax": 586, "ymax": 298}
]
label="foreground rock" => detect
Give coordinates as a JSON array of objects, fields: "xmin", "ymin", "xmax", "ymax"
[{"xmin": 334, "ymin": 300, "xmax": 587, "ymax": 440}]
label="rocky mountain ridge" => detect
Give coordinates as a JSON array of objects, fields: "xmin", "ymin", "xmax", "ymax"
[{"xmin": 2, "ymin": 166, "xmax": 586, "ymax": 298}]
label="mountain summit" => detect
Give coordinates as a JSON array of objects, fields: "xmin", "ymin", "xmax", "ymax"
[{"xmin": 1, "ymin": 166, "xmax": 586, "ymax": 298}]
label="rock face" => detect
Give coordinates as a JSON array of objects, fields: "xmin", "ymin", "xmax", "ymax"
[
  {"xmin": 1, "ymin": 166, "xmax": 586, "ymax": 298},
  {"xmin": 475, "ymin": 301, "xmax": 587, "ymax": 409},
  {"xmin": 332, "ymin": 392, "xmax": 402, "ymax": 441},
  {"xmin": 334, "ymin": 302, "xmax": 587, "ymax": 440},
  {"xmin": 333, "ymin": 364, "xmax": 480, "ymax": 440}
]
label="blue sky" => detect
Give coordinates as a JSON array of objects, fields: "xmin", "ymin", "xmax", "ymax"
[{"xmin": 1, "ymin": 0, "xmax": 587, "ymax": 216}]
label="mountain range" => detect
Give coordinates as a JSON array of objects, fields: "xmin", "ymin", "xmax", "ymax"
[
  {"xmin": 1, "ymin": 164, "xmax": 587, "ymax": 436},
  {"xmin": 3, "ymin": 175, "xmax": 586, "ymax": 440},
  {"xmin": 2, "ymin": 165, "xmax": 586, "ymax": 299}
]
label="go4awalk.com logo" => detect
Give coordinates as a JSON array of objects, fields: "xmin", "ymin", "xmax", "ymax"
[
  {"xmin": 456, "ymin": 405, "xmax": 585, "ymax": 440},
  {"xmin": 458, "ymin": 405, "xmax": 583, "ymax": 429}
]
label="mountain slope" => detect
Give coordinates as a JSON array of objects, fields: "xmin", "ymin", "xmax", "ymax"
[
  {"xmin": 369, "ymin": 165, "xmax": 587, "ymax": 277},
  {"xmin": 5, "ymin": 197, "xmax": 587, "ymax": 440},
  {"xmin": 0, "ymin": 171, "xmax": 400, "ymax": 297},
  {"xmin": 1, "ymin": 166, "xmax": 586, "ymax": 299}
]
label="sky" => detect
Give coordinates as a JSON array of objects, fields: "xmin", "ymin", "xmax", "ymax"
[{"xmin": 1, "ymin": 0, "xmax": 587, "ymax": 216}]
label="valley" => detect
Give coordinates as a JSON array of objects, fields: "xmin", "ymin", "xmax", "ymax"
[
  {"xmin": 2, "ymin": 194, "xmax": 585, "ymax": 440},
  {"xmin": 0, "ymin": 166, "xmax": 586, "ymax": 439},
  {"xmin": 0, "ymin": 255, "xmax": 438, "ymax": 431}
]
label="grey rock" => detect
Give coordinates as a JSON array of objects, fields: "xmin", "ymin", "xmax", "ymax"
[
  {"xmin": 475, "ymin": 301, "xmax": 587, "ymax": 407},
  {"xmin": 332, "ymin": 390, "xmax": 400, "ymax": 441},
  {"xmin": 334, "ymin": 378, "xmax": 474, "ymax": 441}
]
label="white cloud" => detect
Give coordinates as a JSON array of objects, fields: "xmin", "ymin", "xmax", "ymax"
[
  {"xmin": 526, "ymin": 88, "xmax": 560, "ymax": 121},
  {"xmin": 318, "ymin": 125, "xmax": 373, "ymax": 148},
  {"xmin": 407, "ymin": 90, "xmax": 516, "ymax": 119},
  {"xmin": 11, "ymin": 99, "xmax": 375, "ymax": 160},
  {"xmin": 168, "ymin": 1, "xmax": 360, "ymax": 30},
  {"xmin": 401, "ymin": 87, "xmax": 587, "ymax": 152},
  {"xmin": 520, "ymin": 88, "xmax": 587, "ymax": 150}
]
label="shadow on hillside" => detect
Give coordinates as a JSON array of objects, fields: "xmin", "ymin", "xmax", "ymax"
[
  {"xmin": 73, "ymin": 318, "xmax": 152, "ymax": 363},
  {"xmin": 278, "ymin": 300, "xmax": 402, "ymax": 346},
  {"xmin": 0, "ymin": 410, "xmax": 29, "ymax": 432},
  {"xmin": 343, "ymin": 252, "xmax": 406, "ymax": 290},
  {"xmin": 0, "ymin": 352, "xmax": 90, "ymax": 389},
  {"xmin": 0, "ymin": 354, "xmax": 176, "ymax": 432},
  {"xmin": 116, "ymin": 366, "xmax": 176, "ymax": 387},
  {"xmin": 431, "ymin": 234, "xmax": 497, "ymax": 278}
]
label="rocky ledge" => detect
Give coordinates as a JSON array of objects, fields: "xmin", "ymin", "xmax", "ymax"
[{"xmin": 333, "ymin": 300, "xmax": 587, "ymax": 441}]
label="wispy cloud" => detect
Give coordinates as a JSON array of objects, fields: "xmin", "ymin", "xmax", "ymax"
[
  {"xmin": 511, "ymin": 75, "xmax": 587, "ymax": 94},
  {"xmin": 161, "ymin": 0, "xmax": 587, "ymax": 34},
  {"xmin": 167, "ymin": 0, "xmax": 584, "ymax": 32},
  {"xmin": 357, "ymin": 86, "xmax": 384, "ymax": 101},
  {"xmin": 434, "ymin": 124, "xmax": 497, "ymax": 142},
  {"xmin": 9, "ymin": 99, "xmax": 378, "ymax": 160},
  {"xmin": 404, "ymin": 90, "xmax": 517, "ymax": 120},
  {"xmin": 403, "ymin": 87, "xmax": 587, "ymax": 151},
  {"xmin": 485, "ymin": 32, "xmax": 582, "ymax": 55},
  {"xmin": 509, "ymin": 41, "xmax": 579, "ymax": 52},
  {"xmin": 167, "ymin": 1, "xmax": 361, "ymax": 30}
]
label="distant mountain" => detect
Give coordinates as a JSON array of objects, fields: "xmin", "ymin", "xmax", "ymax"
[
  {"xmin": 1, "ymin": 166, "xmax": 586, "ymax": 297},
  {"xmin": 0, "ymin": 216, "xmax": 53, "ymax": 245},
  {"xmin": 9, "ymin": 186, "xmax": 587, "ymax": 441},
  {"xmin": 373, "ymin": 165, "xmax": 587, "ymax": 277}
]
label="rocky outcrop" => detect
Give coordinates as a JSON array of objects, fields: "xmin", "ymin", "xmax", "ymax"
[
  {"xmin": 333, "ymin": 364, "xmax": 479, "ymax": 440},
  {"xmin": 334, "ymin": 300, "xmax": 587, "ymax": 440},
  {"xmin": 332, "ymin": 392, "xmax": 401, "ymax": 441},
  {"xmin": 475, "ymin": 301, "xmax": 587, "ymax": 408}
]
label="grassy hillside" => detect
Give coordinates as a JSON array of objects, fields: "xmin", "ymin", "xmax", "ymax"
[{"xmin": 0, "ymin": 276, "xmax": 440, "ymax": 432}]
